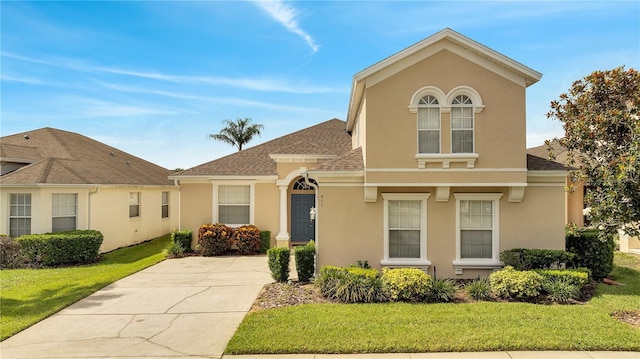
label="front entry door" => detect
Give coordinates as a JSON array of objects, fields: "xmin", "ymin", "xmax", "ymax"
[{"xmin": 291, "ymin": 194, "xmax": 315, "ymax": 244}]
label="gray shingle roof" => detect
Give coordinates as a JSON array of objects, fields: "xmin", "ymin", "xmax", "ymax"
[
  {"xmin": 313, "ymin": 147, "xmax": 364, "ymax": 172},
  {"xmin": 0, "ymin": 127, "xmax": 173, "ymax": 185},
  {"xmin": 527, "ymin": 141, "xmax": 571, "ymax": 171},
  {"xmin": 176, "ymin": 119, "xmax": 352, "ymax": 176}
]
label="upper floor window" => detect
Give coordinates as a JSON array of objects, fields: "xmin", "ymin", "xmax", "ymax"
[
  {"xmin": 451, "ymin": 95, "xmax": 474, "ymax": 153},
  {"xmin": 129, "ymin": 192, "xmax": 141, "ymax": 218},
  {"xmin": 417, "ymin": 95, "xmax": 440, "ymax": 154},
  {"xmin": 9, "ymin": 193, "xmax": 31, "ymax": 237},
  {"xmin": 52, "ymin": 193, "xmax": 77, "ymax": 232}
]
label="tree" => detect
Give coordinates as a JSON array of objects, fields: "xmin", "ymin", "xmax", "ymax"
[
  {"xmin": 209, "ymin": 117, "xmax": 264, "ymax": 151},
  {"xmin": 546, "ymin": 66, "xmax": 640, "ymax": 236}
]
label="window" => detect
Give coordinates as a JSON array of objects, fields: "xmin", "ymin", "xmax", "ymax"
[
  {"xmin": 381, "ymin": 193, "xmax": 431, "ymax": 266},
  {"xmin": 9, "ymin": 193, "xmax": 31, "ymax": 237},
  {"xmin": 453, "ymin": 193, "xmax": 502, "ymax": 274},
  {"xmin": 417, "ymin": 95, "xmax": 440, "ymax": 154},
  {"xmin": 451, "ymin": 95, "xmax": 474, "ymax": 153},
  {"xmin": 218, "ymin": 185, "xmax": 250, "ymax": 225},
  {"xmin": 52, "ymin": 193, "xmax": 77, "ymax": 232},
  {"xmin": 161, "ymin": 192, "xmax": 169, "ymax": 218},
  {"xmin": 129, "ymin": 192, "xmax": 140, "ymax": 218}
]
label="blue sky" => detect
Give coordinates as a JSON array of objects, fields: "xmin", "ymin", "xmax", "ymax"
[{"xmin": 2, "ymin": 1, "xmax": 639, "ymax": 170}]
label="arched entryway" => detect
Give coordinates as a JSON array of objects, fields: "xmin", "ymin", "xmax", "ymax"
[{"xmin": 290, "ymin": 177, "xmax": 317, "ymax": 244}]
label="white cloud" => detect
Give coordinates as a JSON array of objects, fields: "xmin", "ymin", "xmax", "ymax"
[{"xmin": 252, "ymin": 0, "xmax": 319, "ymax": 53}]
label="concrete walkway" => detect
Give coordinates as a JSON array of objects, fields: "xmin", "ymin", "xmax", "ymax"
[
  {"xmin": 1, "ymin": 256, "xmax": 272, "ymax": 359},
  {"xmin": 2, "ymin": 256, "xmax": 637, "ymax": 359}
]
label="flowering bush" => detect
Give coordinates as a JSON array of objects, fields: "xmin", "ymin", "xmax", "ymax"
[
  {"xmin": 197, "ymin": 224, "xmax": 232, "ymax": 256},
  {"xmin": 232, "ymin": 225, "xmax": 261, "ymax": 255}
]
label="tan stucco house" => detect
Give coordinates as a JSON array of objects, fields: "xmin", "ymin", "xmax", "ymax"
[
  {"xmin": 0, "ymin": 127, "xmax": 179, "ymax": 252},
  {"xmin": 172, "ymin": 28, "xmax": 569, "ymax": 278}
]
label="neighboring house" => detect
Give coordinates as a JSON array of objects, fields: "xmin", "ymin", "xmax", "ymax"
[
  {"xmin": 528, "ymin": 140, "xmax": 640, "ymax": 253},
  {"xmin": 172, "ymin": 28, "xmax": 569, "ymax": 278},
  {"xmin": 0, "ymin": 127, "xmax": 179, "ymax": 252}
]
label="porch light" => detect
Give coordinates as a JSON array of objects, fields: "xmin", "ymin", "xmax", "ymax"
[{"xmin": 309, "ymin": 207, "xmax": 316, "ymax": 222}]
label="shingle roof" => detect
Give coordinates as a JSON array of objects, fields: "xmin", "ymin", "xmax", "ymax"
[
  {"xmin": 176, "ymin": 119, "xmax": 352, "ymax": 176},
  {"xmin": 313, "ymin": 147, "xmax": 364, "ymax": 172},
  {"xmin": 526, "ymin": 154, "xmax": 567, "ymax": 171},
  {"xmin": 0, "ymin": 127, "xmax": 173, "ymax": 185},
  {"xmin": 527, "ymin": 140, "xmax": 572, "ymax": 171}
]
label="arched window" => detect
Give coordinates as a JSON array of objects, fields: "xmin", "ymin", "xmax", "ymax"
[
  {"xmin": 292, "ymin": 177, "xmax": 318, "ymax": 191},
  {"xmin": 451, "ymin": 95, "xmax": 474, "ymax": 153},
  {"xmin": 418, "ymin": 95, "xmax": 440, "ymax": 154}
]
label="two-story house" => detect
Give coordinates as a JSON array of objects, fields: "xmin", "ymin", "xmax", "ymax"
[{"xmin": 172, "ymin": 28, "xmax": 567, "ymax": 278}]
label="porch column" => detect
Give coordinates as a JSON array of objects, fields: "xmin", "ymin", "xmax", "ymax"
[{"xmin": 275, "ymin": 185, "xmax": 290, "ymax": 247}]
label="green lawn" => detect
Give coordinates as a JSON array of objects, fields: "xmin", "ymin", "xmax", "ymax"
[
  {"xmin": 226, "ymin": 252, "xmax": 640, "ymax": 354},
  {"xmin": 0, "ymin": 235, "xmax": 171, "ymax": 340}
]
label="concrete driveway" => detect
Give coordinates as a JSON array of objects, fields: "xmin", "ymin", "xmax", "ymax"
[{"xmin": 0, "ymin": 256, "xmax": 272, "ymax": 359}]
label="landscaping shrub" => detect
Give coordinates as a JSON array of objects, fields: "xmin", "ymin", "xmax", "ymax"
[
  {"xmin": 0, "ymin": 235, "xmax": 28, "ymax": 269},
  {"xmin": 167, "ymin": 241, "xmax": 185, "ymax": 258},
  {"xmin": 16, "ymin": 230, "xmax": 103, "ymax": 266},
  {"xmin": 351, "ymin": 260, "xmax": 371, "ymax": 269},
  {"xmin": 465, "ymin": 277, "xmax": 492, "ymax": 301},
  {"xmin": 171, "ymin": 229, "xmax": 193, "ymax": 253},
  {"xmin": 259, "ymin": 230, "xmax": 271, "ymax": 254},
  {"xmin": 427, "ymin": 278, "xmax": 459, "ymax": 303},
  {"xmin": 536, "ymin": 268, "xmax": 590, "ymax": 289},
  {"xmin": 232, "ymin": 225, "xmax": 261, "ymax": 255},
  {"xmin": 197, "ymin": 224, "xmax": 232, "ymax": 256},
  {"xmin": 267, "ymin": 247, "xmax": 290, "ymax": 282},
  {"xmin": 541, "ymin": 277, "xmax": 580, "ymax": 303},
  {"xmin": 294, "ymin": 240, "xmax": 315, "ymax": 282},
  {"xmin": 566, "ymin": 228, "xmax": 614, "ymax": 280},
  {"xmin": 500, "ymin": 248, "xmax": 575, "ymax": 270},
  {"xmin": 381, "ymin": 267, "xmax": 430, "ymax": 302},
  {"xmin": 489, "ymin": 266, "xmax": 543, "ymax": 300},
  {"xmin": 315, "ymin": 266, "xmax": 387, "ymax": 303}
]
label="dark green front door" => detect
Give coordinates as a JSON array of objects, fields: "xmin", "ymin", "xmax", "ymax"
[{"xmin": 291, "ymin": 194, "xmax": 315, "ymax": 244}]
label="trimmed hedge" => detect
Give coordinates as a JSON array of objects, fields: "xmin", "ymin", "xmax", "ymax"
[
  {"xmin": 381, "ymin": 267, "xmax": 430, "ymax": 302},
  {"xmin": 267, "ymin": 247, "xmax": 290, "ymax": 282},
  {"xmin": 171, "ymin": 230, "xmax": 193, "ymax": 252},
  {"xmin": 16, "ymin": 230, "xmax": 103, "ymax": 266},
  {"xmin": 500, "ymin": 248, "xmax": 575, "ymax": 270},
  {"xmin": 232, "ymin": 225, "xmax": 261, "ymax": 255},
  {"xmin": 259, "ymin": 230, "xmax": 271, "ymax": 254},
  {"xmin": 489, "ymin": 266, "xmax": 543, "ymax": 299},
  {"xmin": 536, "ymin": 268, "xmax": 590, "ymax": 288},
  {"xmin": 566, "ymin": 228, "xmax": 614, "ymax": 280},
  {"xmin": 197, "ymin": 224, "xmax": 232, "ymax": 256},
  {"xmin": 0, "ymin": 235, "xmax": 28, "ymax": 269},
  {"xmin": 294, "ymin": 241, "xmax": 315, "ymax": 282}
]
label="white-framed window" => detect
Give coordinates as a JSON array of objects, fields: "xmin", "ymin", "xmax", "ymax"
[
  {"xmin": 451, "ymin": 95, "xmax": 474, "ymax": 153},
  {"xmin": 418, "ymin": 95, "xmax": 441, "ymax": 154},
  {"xmin": 129, "ymin": 192, "xmax": 140, "ymax": 218},
  {"xmin": 217, "ymin": 185, "xmax": 251, "ymax": 225},
  {"xmin": 9, "ymin": 193, "xmax": 31, "ymax": 237},
  {"xmin": 453, "ymin": 193, "xmax": 503, "ymax": 274},
  {"xmin": 161, "ymin": 192, "xmax": 169, "ymax": 218},
  {"xmin": 52, "ymin": 193, "xmax": 77, "ymax": 232},
  {"xmin": 381, "ymin": 193, "xmax": 431, "ymax": 267}
]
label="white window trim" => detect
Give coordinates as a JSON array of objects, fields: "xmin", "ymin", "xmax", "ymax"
[
  {"xmin": 161, "ymin": 191, "xmax": 170, "ymax": 219},
  {"xmin": 212, "ymin": 181, "xmax": 255, "ymax": 227},
  {"xmin": 9, "ymin": 193, "xmax": 32, "ymax": 237},
  {"xmin": 52, "ymin": 193, "xmax": 77, "ymax": 232},
  {"xmin": 453, "ymin": 193, "xmax": 503, "ymax": 274},
  {"xmin": 417, "ymin": 98, "xmax": 442, "ymax": 155},
  {"xmin": 381, "ymin": 193, "xmax": 431, "ymax": 267},
  {"xmin": 450, "ymin": 94, "xmax": 476, "ymax": 154},
  {"xmin": 129, "ymin": 192, "xmax": 141, "ymax": 219}
]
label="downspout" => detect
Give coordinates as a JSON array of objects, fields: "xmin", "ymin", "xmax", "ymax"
[
  {"xmin": 174, "ymin": 179, "xmax": 181, "ymax": 229},
  {"xmin": 302, "ymin": 171, "xmax": 319, "ymax": 276},
  {"xmin": 88, "ymin": 186, "xmax": 100, "ymax": 229}
]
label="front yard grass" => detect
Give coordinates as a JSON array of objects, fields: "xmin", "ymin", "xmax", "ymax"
[
  {"xmin": 226, "ymin": 252, "xmax": 640, "ymax": 354},
  {"xmin": 0, "ymin": 235, "xmax": 171, "ymax": 340}
]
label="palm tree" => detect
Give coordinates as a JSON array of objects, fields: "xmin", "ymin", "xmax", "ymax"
[{"xmin": 209, "ymin": 117, "xmax": 264, "ymax": 151}]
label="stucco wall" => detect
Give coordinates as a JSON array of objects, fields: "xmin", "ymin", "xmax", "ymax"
[
  {"xmin": 364, "ymin": 49, "xmax": 527, "ymax": 177},
  {"xmin": 178, "ymin": 182, "xmax": 213, "ymax": 248},
  {"xmin": 254, "ymin": 182, "xmax": 279, "ymax": 247},
  {"xmin": 565, "ymin": 181, "xmax": 585, "ymax": 227},
  {"xmin": 1, "ymin": 185, "xmax": 178, "ymax": 252},
  {"xmin": 317, "ymin": 184, "xmax": 565, "ymax": 278}
]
